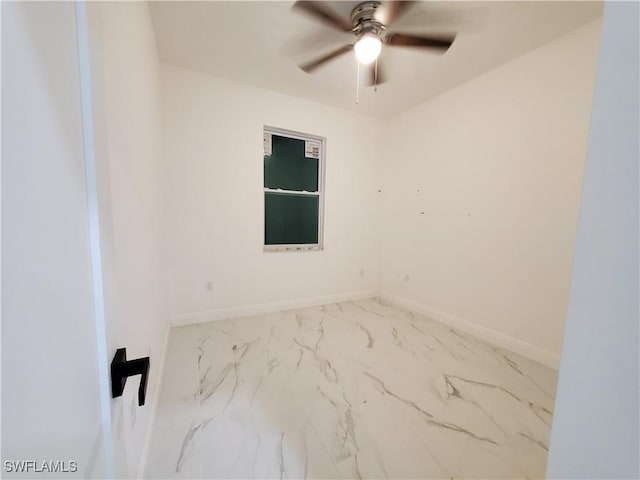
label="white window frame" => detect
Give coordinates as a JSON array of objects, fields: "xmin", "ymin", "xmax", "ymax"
[{"xmin": 263, "ymin": 126, "xmax": 325, "ymax": 252}]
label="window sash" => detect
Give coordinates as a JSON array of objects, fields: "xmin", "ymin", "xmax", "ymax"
[{"xmin": 264, "ymin": 188, "xmax": 320, "ymax": 197}]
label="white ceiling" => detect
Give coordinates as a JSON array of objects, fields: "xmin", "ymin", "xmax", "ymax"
[{"xmin": 150, "ymin": 1, "xmax": 602, "ymax": 118}]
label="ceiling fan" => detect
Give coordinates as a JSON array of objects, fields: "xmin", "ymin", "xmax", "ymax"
[{"xmin": 293, "ymin": 1, "xmax": 457, "ymax": 86}]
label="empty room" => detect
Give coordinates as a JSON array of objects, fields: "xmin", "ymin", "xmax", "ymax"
[{"xmin": 2, "ymin": 1, "xmax": 638, "ymax": 479}]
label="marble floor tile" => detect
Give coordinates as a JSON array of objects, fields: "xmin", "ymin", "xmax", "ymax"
[{"xmin": 146, "ymin": 298, "xmax": 557, "ymax": 479}]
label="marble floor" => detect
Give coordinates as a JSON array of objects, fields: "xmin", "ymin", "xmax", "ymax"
[{"xmin": 146, "ymin": 299, "xmax": 558, "ymax": 479}]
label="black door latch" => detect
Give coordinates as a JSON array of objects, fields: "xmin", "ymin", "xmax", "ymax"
[{"xmin": 111, "ymin": 348, "xmax": 150, "ymax": 406}]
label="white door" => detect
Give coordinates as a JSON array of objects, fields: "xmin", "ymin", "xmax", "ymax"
[{"xmin": 2, "ymin": 2, "xmax": 113, "ymax": 477}]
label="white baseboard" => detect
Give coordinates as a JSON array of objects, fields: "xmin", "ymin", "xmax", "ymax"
[
  {"xmin": 379, "ymin": 291, "xmax": 561, "ymax": 370},
  {"xmin": 136, "ymin": 322, "xmax": 171, "ymax": 479},
  {"xmin": 171, "ymin": 290, "xmax": 378, "ymax": 327},
  {"xmin": 172, "ymin": 289, "xmax": 561, "ymax": 369}
]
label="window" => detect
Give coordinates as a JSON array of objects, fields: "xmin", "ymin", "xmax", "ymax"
[{"xmin": 263, "ymin": 126, "xmax": 325, "ymax": 251}]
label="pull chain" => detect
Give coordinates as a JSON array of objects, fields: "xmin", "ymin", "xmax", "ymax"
[
  {"xmin": 355, "ymin": 59, "xmax": 360, "ymax": 104},
  {"xmin": 374, "ymin": 57, "xmax": 378, "ymax": 92}
]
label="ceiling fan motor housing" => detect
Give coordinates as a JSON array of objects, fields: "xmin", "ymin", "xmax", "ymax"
[{"xmin": 351, "ymin": 1, "xmax": 385, "ymax": 39}]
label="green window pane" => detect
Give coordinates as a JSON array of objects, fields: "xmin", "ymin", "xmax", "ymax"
[
  {"xmin": 265, "ymin": 193, "xmax": 319, "ymax": 245},
  {"xmin": 264, "ymin": 134, "xmax": 319, "ymax": 192}
]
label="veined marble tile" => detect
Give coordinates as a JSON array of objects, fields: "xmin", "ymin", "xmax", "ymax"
[{"xmin": 146, "ymin": 299, "xmax": 557, "ymax": 479}]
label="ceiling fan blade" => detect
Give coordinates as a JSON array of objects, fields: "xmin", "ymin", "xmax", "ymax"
[
  {"xmin": 386, "ymin": 32, "xmax": 455, "ymax": 52},
  {"xmin": 293, "ymin": 1, "xmax": 353, "ymax": 32},
  {"xmin": 364, "ymin": 59, "xmax": 387, "ymax": 86},
  {"xmin": 299, "ymin": 44, "xmax": 354, "ymax": 73},
  {"xmin": 375, "ymin": 1, "xmax": 415, "ymax": 26}
]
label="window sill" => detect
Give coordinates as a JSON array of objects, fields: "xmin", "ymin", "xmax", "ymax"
[{"xmin": 263, "ymin": 244, "xmax": 323, "ymax": 252}]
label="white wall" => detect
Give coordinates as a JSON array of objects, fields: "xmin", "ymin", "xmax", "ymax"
[
  {"xmin": 378, "ymin": 20, "xmax": 602, "ymax": 366},
  {"xmin": 87, "ymin": 2, "xmax": 169, "ymax": 477},
  {"xmin": 2, "ymin": 2, "xmax": 109, "ymax": 477},
  {"xmin": 161, "ymin": 64, "xmax": 384, "ymax": 325},
  {"xmin": 547, "ymin": 2, "xmax": 639, "ymax": 477}
]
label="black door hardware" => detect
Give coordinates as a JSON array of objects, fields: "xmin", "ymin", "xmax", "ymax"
[{"xmin": 111, "ymin": 348, "xmax": 150, "ymax": 406}]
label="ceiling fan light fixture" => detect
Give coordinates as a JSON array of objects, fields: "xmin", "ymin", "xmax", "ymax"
[{"xmin": 354, "ymin": 34, "xmax": 382, "ymax": 64}]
